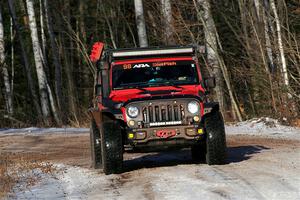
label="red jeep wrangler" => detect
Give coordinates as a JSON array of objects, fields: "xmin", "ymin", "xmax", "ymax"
[{"xmin": 89, "ymin": 43, "xmax": 226, "ymax": 175}]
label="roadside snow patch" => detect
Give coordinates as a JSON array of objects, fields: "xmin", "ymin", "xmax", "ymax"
[
  {"xmin": 0, "ymin": 127, "xmax": 89, "ymax": 135},
  {"xmin": 226, "ymin": 117, "xmax": 300, "ymax": 140}
]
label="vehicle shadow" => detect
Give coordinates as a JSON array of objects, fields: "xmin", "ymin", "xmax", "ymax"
[
  {"xmin": 122, "ymin": 145, "xmax": 270, "ymax": 173},
  {"xmin": 227, "ymin": 145, "xmax": 270, "ymax": 163}
]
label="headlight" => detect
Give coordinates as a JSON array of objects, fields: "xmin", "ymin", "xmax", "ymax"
[
  {"xmin": 127, "ymin": 106, "xmax": 139, "ymax": 118},
  {"xmin": 188, "ymin": 101, "xmax": 200, "ymax": 114}
]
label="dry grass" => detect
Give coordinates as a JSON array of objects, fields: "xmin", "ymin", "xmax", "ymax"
[
  {"xmin": 0, "ymin": 153, "xmax": 56, "ymax": 199},
  {"xmin": 291, "ymin": 119, "xmax": 300, "ymax": 128}
]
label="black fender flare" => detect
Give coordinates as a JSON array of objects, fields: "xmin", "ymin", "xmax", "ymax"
[{"xmin": 202, "ymin": 102, "xmax": 220, "ymax": 120}]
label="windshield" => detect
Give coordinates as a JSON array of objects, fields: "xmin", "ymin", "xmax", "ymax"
[{"xmin": 112, "ymin": 60, "xmax": 199, "ymax": 89}]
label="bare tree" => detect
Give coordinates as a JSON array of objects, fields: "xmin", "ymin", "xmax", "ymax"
[
  {"xmin": 161, "ymin": 0, "xmax": 174, "ymax": 45},
  {"xmin": 269, "ymin": 0, "xmax": 290, "ymax": 95},
  {"xmin": 261, "ymin": 1, "xmax": 275, "ymax": 72},
  {"xmin": 0, "ymin": 5, "xmax": 13, "ymax": 115},
  {"xmin": 44, "ymin": 0, "xmax": 64, "ymax": 120},
  {"xmin": 57, "ymin": 0, "xmax": 79, "ymax": 123},
  {"xmin": 195, "ymin": 0, "xmax": 243, "ymax": 121},
  {"xmin": 8, "ymin": 0, "xmax": 43, "ymax": 120},
  {"xmin": 10, "ymin": 17, "xmax": 14, "ymax": 105},
  {"xmin": 26, "ymin": 0, "xmax": 61, "ymax": 125},
  {"xmin": 134, "ymin": 0, "xmax": 148, "ymax": 47},
  {"xmin": 101, "ymin": 2, "xmax": 117, "ymax": 49},
  {"xmin": 39, "ymin": 0, "xmax": 46, "ymax": 57}
]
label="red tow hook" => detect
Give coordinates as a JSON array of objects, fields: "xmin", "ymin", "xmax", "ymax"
[{"xmin": 156, "ymin": 130, "xmax": 176, "ymax": 138}]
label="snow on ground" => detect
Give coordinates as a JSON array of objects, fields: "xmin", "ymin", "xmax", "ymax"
[
  {"xmin": 0, "ymin": 127, "xmax": 89, "ymax": 135},
  {"xmin": 13, "ymin": 147, "xmax": 300, "ymax": 200},
  {"xmin": 226, "ymin": 117, "xmax": 300, "ymax": 140}
]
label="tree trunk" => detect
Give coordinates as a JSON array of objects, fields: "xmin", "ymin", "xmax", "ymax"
[
  {"xmin": 161, "ymin": 0, "xmax": 175, "ymax": 45},
  {"xmin": 59, "ymin": 0, "xmax": 79, "ymax": 123},
  {"xmin": 269, "ymin": 0, "xmax": 290, "ymax": 96},
  {"xmin": 44, "ymin": 0, "xmax": 64, "ymax": 122},
  {"xmin": 262, "ymin": 4, "xmax": 275, "ymax": 73},
  {"xmin": 196, "ymin": 0, "xmax": 243, "ymax": 121},
  {"xmin": 253, "ymin": 0, "xmax": 260, "ymax": 19},
  {"xmin": 134, "ymin": 0, "xmax": 148, "ymax": 47},
  {"xmin": 147, "ymin": 11, "xmax": 158, "ymax": 39},
  {"xmin": 101, "ymin": 4, "xmax": 117, "ymax": 49},
  {"xmin": 10, "ymin": 17, "xmax": 14, "ymax": 105},
  {"xmin": 26, "ymin": 0, "xmax": 61, "ymax": 125},
  {"xmin": 39, "ymin": 0, "xmax": 46, "ymax": 57},
  {"xmin": 196, "ymin": 0, "xmax": 225, "ymax": 115},
  {"xmin": 8, "ymin": 0, "xmax": 43, "ymax": 120},
  {"xmin": 0, "ymin": 5, "xmax": 13, "ymax": 115}
]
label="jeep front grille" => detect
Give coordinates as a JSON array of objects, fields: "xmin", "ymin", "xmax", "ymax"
[{"xmin": 142, "ymin": 104, "xmax": 185, "ymax": 125}]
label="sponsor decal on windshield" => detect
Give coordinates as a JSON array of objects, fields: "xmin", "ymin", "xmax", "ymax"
[
  {"xmin": 133, "ymin": 63, "xmax": 151, "ymax": 68},
  {"xmin": 121, "ymin": 62, "xmax": 178, "ymax": 70},
  {"xmin": 153, "ymin": 62, "xmax": 177, "ymax": 67}
]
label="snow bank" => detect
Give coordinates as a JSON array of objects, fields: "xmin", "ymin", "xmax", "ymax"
[
  {"xmin": 0, "ymin": 127, "xmax": 89, "ymax": 135},
  {"xmin": 226, "ymin": 117, "xmax": 300, "ymax": 140}
]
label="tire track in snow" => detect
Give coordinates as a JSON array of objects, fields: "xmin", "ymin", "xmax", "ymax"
[
  {"xmin": 192, "ymin": 166, "xmax": 266, "ymax": 200},
  {"xmin": 207, "ymin": 166, "xmax": 266, "ymax": 200}
]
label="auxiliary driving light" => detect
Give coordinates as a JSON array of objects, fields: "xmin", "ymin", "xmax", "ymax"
[
  {"xmin": 128, "ymin": 120, "xmax": 135, "ymax": 127},
  {"xmin": 136, "ymin": 131, "xmax": 146, "ymax": 140},
  {"xmin": 197, "ymin": 129, "xmax": 204, "ymax": 135},
  {"xmin": 128, "ymin": 133, "xmax": 135, "ymax": 139},
  {"xmin": 193, "ymin": 116, "xmax": 200, "ymax": 122}
]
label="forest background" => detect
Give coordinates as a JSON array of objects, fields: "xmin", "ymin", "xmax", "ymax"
[{"xmin": 0, "ymin": 0, "xmax": 299, "ymax": 127}]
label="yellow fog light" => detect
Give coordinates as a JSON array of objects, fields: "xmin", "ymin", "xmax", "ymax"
[
  {"xmin": 193, "ymin": 116, "xmax": 200, "ymax": 122},
  {"xmin": 129, "ymin": 120, "xmax": 135, "ymax": 126},
  {"xmin": 197, "ymin": 128, "xmax": 204, "ymax": 134},
  {"xmin": 128, "ymin": 133, "xmax": 134, "ymax": 139}
]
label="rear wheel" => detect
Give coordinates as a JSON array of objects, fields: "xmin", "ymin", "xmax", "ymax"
[
  {"xmin": 90, "ymin": 120, "xmax": 102, "ymax": 169},
  {"xmin": 204, "ymin": 111, "xmax": 226, "ymax": 165},
  {"xmin": 101, "ymin": 121, "xmax": 123, "ymax": 175}
]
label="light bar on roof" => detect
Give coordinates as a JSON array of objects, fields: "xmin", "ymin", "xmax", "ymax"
[{"xmin": 112, "ymin": 47, "xmax": 194, "ymax": 58}]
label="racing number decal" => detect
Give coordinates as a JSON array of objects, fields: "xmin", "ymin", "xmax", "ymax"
[{"xmin": 123, "ymin": 64, "xmax": 132, "ymax": 69}]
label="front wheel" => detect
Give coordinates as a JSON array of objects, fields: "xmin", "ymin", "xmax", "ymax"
[
  {"xmin": 204, "ymin": 111, "xmax": 227, "ymax": 165},
  {"xmin": 100, "ymin": 121, "xmax": 123, "ymax": 175}
]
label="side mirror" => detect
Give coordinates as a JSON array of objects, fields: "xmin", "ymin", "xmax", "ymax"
[{"xmin": 204, "ymin": 77, "xmax": 216, "ymax": 89}]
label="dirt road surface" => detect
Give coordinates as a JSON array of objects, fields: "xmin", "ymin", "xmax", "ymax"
[{"xmin": 0, "ymin": 133, "xmax": 299, "ymax": 200}]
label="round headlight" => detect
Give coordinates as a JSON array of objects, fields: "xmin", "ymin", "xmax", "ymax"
[
  {"xmin": 127, "ymin": 106, "xmax": 139, "ymax": 118},
  {"xmin": 188, "ymin": 101, "xmax": 200, "ymax": 114}
]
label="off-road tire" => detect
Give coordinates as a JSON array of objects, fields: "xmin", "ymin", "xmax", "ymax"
[
  {"xmin": 101, "ymin": 121, "xmax": 123, "ymax": 175},
  {"xmin": 205, "ymin": 111, "xmax": 226, "ymax": 165},
  {"xmin": 90, "ymin": 120, "xmax": 102, "ymax": 169},
  {"xmin": 191, "ymin": 141, "xmax": 206, "ymax": 163}
]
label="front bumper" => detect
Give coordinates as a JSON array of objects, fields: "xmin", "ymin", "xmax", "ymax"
[{"xmin": 127, "ymin": 124, "xmax": 205, "ymax": 145}]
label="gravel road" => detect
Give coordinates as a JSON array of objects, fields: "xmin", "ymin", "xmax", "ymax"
[{"xmin": 0, "ymin": 133, "xmax": 299, "ymax": 200}]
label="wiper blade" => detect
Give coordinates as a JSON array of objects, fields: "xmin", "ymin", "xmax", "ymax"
[{"xmin": 147, "ymin": 82, "xmax": 184, "ymax": 89}]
